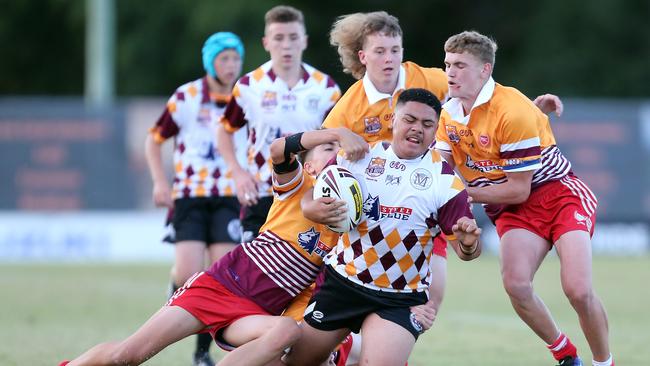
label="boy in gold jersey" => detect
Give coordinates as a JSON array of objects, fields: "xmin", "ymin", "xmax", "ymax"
[{"xmin": 435, "ymin": 31, "xmax": 612, "ymax": 366}]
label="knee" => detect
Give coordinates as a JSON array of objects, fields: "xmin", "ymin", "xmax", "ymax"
[
  {"xmin": 564, "ymin": 284, "xmax": 594, "ymax": 310},
  {"xmin": 266, "ymin": 317, "xmax": 301, "ymax": 352},
  {"xmin": 502, "ymin": 276, "xmax": 534, "ymax": 302}
]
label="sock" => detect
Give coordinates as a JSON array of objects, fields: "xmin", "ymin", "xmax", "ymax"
[
  {"xmin": 592, "ymin": 353, "xmax": 613, "ymax": 366},
  {"xmin": 196, "ymin": 332, "xmax": 212, "ymax": 355},
  {"xmin": 546, "ymin": 332, "xmax": 578, "ymax": 361},
  {"xmin": 58, "ymin": 362, "xmax": 70, "ymax": 366}
]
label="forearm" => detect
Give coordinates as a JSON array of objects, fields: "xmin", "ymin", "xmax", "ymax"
[
  {"xmin": 467, "ymin": 180, "xmax": 530, "ymax": 205},
  {"xmin": 270, "ymin": 129, "xmax": 341, "ymax": 164},
  {"xmin": 216, "ymin": 125, "xmax": 244, "ymax": 172},
  {"xmin": 144, "ymin": 135, "xmax": 168, "ymax": 184},
  {"xmin": 450, "ymin": 238, "xmax": 481, "ymax": 261}
]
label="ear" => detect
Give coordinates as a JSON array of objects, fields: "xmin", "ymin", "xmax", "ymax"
[
  {"xmin": 262, "ymin": 36, "xmax": 269, "ymax": 52},
  {"xmin": 303, "ymin": 161, "xmax": 316, "ymax": 176},
  {"xmin": 482, "ymin": 62, "xmax": 493, "ymax": 77},
  {"xmin": 358, "ymin": 49, "xmax": 367, "ymax": 65}
]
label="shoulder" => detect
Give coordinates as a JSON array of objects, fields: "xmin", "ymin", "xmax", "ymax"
[
  {"xmin": 304, "ymin": 63, "xmax": 339, "ymax": 90},
  {"xmin": 491, "ymin": 83, "xmax": 539, "ymax": 117}
]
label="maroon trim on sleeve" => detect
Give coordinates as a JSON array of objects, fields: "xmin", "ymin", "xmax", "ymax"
[
  {"xmin": 326, "ymin": 76, "xmax": 337, "ymax": 88},
  {"xmin": 155, "ymin": 109, "xmax": 179, "ymax": 139},
  {"xmin": 501, "ymin": 146, "xmax": 541, "ymax": 159},
  {"xmin": 222, "ymin": 97, "xmax": 247, "ymax": 129},
  {"xmin": 437, "ymin": 190, "xmax": 473, "ymax": 236},
  {"xmin": 239, "ymin": 75, "xmax": 250, "ymax": 86}
]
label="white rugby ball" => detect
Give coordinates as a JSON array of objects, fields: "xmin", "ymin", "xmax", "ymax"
[{"xmin": 313, "ymin": 165, "xmax": 363, "ymax": 233}]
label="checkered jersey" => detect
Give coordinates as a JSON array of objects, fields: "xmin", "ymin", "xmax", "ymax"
[
  {"xmin": 221, "ymin": 61, "xmax": 340, "ymax": 197},
  {"xmin": 435, "ymin": 78, "xmax": 572, "ymax": 220},
  {"xmin": 150, "ymin": 77, "xmax": 248, "ymax": 199},
  {"xmin": 325, "ymin": 142, "xmax": 472, "ymax": 293}
]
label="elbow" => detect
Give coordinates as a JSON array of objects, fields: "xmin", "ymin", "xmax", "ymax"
[
  {"xmin": 270, "ymin": 138, "xmax": 285, "ymax": 164},
  {"xmin": 511, "ymin": 187, "xmax": 531, "ymax": 204}
]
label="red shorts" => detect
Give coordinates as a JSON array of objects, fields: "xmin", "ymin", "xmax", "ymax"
[
  {"xmin": 496, "ymin": 175, "xmax": 597, "ymax": 244},
  {"xmin": 166, "ymin": 272, "xmax": 269, "ymax": 341},
  {"xmin": 433, "ymin": 234, "xmax": 447, "ymax": 258}
]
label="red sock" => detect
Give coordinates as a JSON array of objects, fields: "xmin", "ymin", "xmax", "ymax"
[
  {"xmin": 546, "ymin": 333, "xmax": 578, "ymax": 361},
  {"xmin": 58, "ymin": 362, "xmax": 70, "ymax": 366}
]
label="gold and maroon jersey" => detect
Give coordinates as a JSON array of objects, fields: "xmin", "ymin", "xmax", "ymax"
[
  {"xmin": 221, "ymin": 61, "xmax": 340, "ymax": 197},
  {"xmin": 150, "ymin": 77, "xmax": 248, "ymax": 199},
  {"xmin": 322, "ymin": 62, "xmax": 447, "ymax": 143},
  {"xmin": 326, "ymin": 142, "xmax": 472, "ymax": 294},
  {"xmin": 435, "ymin": 78, "xmax": 572, "ymax": 220}
]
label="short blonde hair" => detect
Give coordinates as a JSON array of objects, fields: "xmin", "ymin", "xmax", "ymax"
[
  {"xmin": 329, "ymin": 11, "xmax": 402, "ymax": 80},
  {"xmin": 444, "ymin": 30, "xmax": 498, "ymax": 66}
]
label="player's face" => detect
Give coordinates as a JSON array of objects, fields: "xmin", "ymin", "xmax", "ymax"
[
  {"xmin": 359, "ymin": 33, "xmax": 403, "ymax": 87},
  {"xmin": 263, "ymin": 22, "xmax": 307, "ymax": 70},
  {"xmin": 391, "ymin": 101, "xmax": 438, "ymax": 159},
  {"xmin": 305, "ymin": 142, "xmax": 340, "ymax": 176},
  {"xmin": 213, "ymin": 49, "xmax": 243, "ymax": 87},
  {"xmin": 444, "ymin": 51, "xmax": 491, "ymax": 102}
]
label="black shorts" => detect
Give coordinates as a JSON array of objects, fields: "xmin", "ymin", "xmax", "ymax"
[
  {"xmin": 172, "ymin": 197, "xmax": 241, "ymax": 245},
  {"xmin": 304, "ymin": 266, "xmax": 428, "ymax": 339},
  {"xmin": 239, "ymin": 196, "xmax": 273, "ymax": 243}
]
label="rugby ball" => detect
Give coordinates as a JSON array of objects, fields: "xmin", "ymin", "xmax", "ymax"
[{"xmin": 313, "ymin": 165, "xmax": 363, "ymax": 233}]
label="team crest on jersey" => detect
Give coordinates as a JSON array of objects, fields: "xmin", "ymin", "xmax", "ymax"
[
  {"xmin": 410, "ymin": 168, "xmax": 433, "ymax": 190},
  {"xmin": 363, "ymin": 194, "xmax": 412, "ymax": 221},
  {"xmin": 197, "ymin": 107, "xmax": 212, "ymax": 124},
  {"xmin": 304, "ymin": 94, "xmax": 320, "ymax": 111},
  {"xmin": 466, "ymin": 156, "xmax": 501, "ymax": 173},
  {"xmin": 261, "ymin": 91, "xmax": 278, "ymax": 110},
  {"xmin": 385, "ymin": 175, "xmax": 402, "ymax": 185},
  {"xmin": 446, "ymin": 125, "xmax": 461, "ymax": 144},
  {"xmin": 574, "ymin": 211, "xmax": 593, "ymax": 232},
  {"xmin": 479, "ymin": 134, "xmax": 490, "ymax": 147},
  {"xmin": 366, "ymin": 157, "xmax": 386, "ymax": 178},
  {"xmin": 363, "ymin": 116, "xmax": 382, "ymax": 134},
  {"xmin": 298, "ymin": 227, "xmax": 330, "ymax": 258}
]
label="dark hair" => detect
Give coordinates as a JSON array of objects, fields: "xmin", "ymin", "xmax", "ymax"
[{"xmin": 396, "ymin": 88, "xmax": 441, "ymax": 116}]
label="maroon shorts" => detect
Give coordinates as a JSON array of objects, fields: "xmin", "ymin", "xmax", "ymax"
[
  {"xmin": 166, "ymin": 272, "xmax": 269, "ymax": 341},
  {"xmin": 496, "ymin": 175, "xmax": 597, "ymax": 244}
]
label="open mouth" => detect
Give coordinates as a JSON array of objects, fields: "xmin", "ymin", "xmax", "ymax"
[{"xmin": 406, "ymin": 135, "xmax": 421, "ymax": 144}]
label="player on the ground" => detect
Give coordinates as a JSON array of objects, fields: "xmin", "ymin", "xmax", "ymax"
[
  {"xmin": 284, "ymin": 88, "xmax": 482, "ymax": 366},
  {"xmin": 435, "ymin": 30, "xmax": 613, "ymax": 366},
  {"xmin": 217, "ymin": 5, "xmax": 340, "ymax": 244},
  {"xmin": 144, "ymin": 31, "xmax": 247, "ymax": 366}
]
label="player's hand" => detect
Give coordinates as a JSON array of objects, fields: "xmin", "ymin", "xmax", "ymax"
[
  {"xmin": 533, "ymin": 93, "xmax": 564, "ymax": 117},
  {"xmin": 452, "ymin": 216, "xmax": 481, "ymax": 253},
  {"xmin": 410, "ymin": 299, "xmax": 437, "ymax": 332},
  {"xmin": 152, "ymin": 181, "xmax": 173, "ymax": 208},
  {"xmin": 302, "ymin": 197, "xmax": 348, "ymax": 226},
  {"xmin": 233, "ymin": 168, "xmax": 259, "ymax": 206},
  {"xmin": 336, "ymin": 128, "xmax": 369, "ymax": 161}
]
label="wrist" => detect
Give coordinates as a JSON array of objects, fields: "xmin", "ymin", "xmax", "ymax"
[{"xmin": 459, "ymin": 240, "xmax": 478, "ymax": 256}]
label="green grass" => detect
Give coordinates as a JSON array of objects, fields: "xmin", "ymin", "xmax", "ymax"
[{"xmin": 1, "ymin": 256, "xmax": 647, "ymax": 365}]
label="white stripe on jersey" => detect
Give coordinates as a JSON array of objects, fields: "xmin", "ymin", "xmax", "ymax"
[
  {"xmin": 500, "ymin": 136, "xmax": 541, "ymax": 152},
  {"xmin": 532, "ymin": 145, "xmax": 571, "ymax": 185},
  {"xmin": 242, "ymin": 231, "xmax": 321, "ymax": 297},
  {"xmin": 560, "ymin": 175, "xmax": 598, "ymax": 216}
]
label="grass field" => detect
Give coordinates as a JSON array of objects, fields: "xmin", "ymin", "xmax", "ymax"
[{"xmin": 1, "ymin": 255, "xmax": 647, "ymax": 366}]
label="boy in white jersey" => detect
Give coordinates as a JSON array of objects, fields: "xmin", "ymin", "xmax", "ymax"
[
  {"xmin": 285, "ymin": 88, "xmax": 482, "ymax": 366},
  {"xmin": 217, "ymin": 5, "xmax": 341, "ymax": 243},
  {"xmin": 144, "ymin": 31, "xmax": 246, "ymax": 366}
]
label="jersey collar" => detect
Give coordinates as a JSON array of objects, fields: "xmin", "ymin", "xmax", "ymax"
[
  {"xmin": 442, "ymin": 77, "xmax": 495, "ymax": 125},
  {"xmin": 363, "ymin": 64, "xmax": 406, "ymax": 105}
]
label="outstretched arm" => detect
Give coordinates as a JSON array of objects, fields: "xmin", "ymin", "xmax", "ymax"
[{"xmin": 533, "ymin": 94, "xmax": 564, "ymax": 117}]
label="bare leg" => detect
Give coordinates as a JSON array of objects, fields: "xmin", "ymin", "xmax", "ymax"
[
  {"xmin": 284, "ymin": 322, "xmax": 350, "ymax": 366},
  {"xmin": 500, "ymin": 229, "xmax": 560, "ymax": 343},
  {"xmin": 358, "ymin": 314, "xmax": 415, "ymax": 366},
  {"xmin": 218, "ymin": 315, "xmax": 301, "ymax": 366},
  {"xmin": 555, "ymin": 230, "xmax": 610, "ymax": 361},
  {"xmin": 69, "ymin": 306, "xmax": 204, "ymax": 365}
]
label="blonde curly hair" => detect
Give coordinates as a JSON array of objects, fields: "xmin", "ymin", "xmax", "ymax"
[{"xmin": 329, "ymin": 11, "xmax": 402, "ymax": 80}]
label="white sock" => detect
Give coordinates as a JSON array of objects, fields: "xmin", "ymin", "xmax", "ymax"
[{"xmin": 592, "ymin": 353, "xmax": 613, "ymax": 366}]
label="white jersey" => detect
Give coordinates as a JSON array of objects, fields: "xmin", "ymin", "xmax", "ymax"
[
  {"xmin": 326, "ymin": 142, "xmax": 472, "ymax": 293},
  {"xmin": 151, "ymin": 77, "xmax": 247, "ymax": 199},
  {"xmin": 221, "ymin": 61, "xmax": 341, "ymax": 197}
]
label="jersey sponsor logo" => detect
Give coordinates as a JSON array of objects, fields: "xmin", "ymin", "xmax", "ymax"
[
  {"xmin": 298, "ymin": 227, "xmax": 329, "ymax": 258},
  {"xmin": 197, "ymin": 107, "xmax": 212, "ymax": 124},
  {"xmin": 365, "ymin": 157, "xmax": 386, "ymax": 178},
  {"xmin": 385, "ymin": 174, "xmax": 402, "ymax": 186},
  {"xmin": 410, "ymin": 168, "xmax": 433, "ymax": 190},
  {"xmin": 389, "ymin": 161, "xmax": 406, "ymax": 171},
  {"xmin": 304, "ymin": 94, "xmax": 320, "ymax": 111},
  {"xmin": 574, "ymin": 211, "xmax": 593, "ymax": 232},
  {"xmin": 465, "ymin": 156, "xmax": 502, "ymax": 173},
  {"xmin": 383, "ymin": 113, "xmax": 394, "ymax": 121},
  {"xmin": 281, "ymin": 93, "xmax": 298, "ymax": 112},
  {"xmin": 363, "ymin": 194, "xmax": 412, "ymax": 221},
  {"xmin": 479, "ymin": 134, "xmax": 490, "ymax": 147},
  {"xmin": 261, "ymin": 91, "xmax": 278, "ymax": 110},
  {"xmin": 363, "ymin": 116, "xmax": 382, "ymax": 134},
  {"xmin": 503, "ymin": 158, "xmax": 522, "ymax": 167}
]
